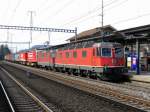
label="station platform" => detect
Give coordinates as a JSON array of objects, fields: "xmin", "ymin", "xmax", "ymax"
[{"xmin": 130, "ymin": 71, "xmax": 150, "ymax": 83}]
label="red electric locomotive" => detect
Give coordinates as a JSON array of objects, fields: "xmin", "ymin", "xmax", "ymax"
[
  {"xmin": 37, "ymin": 41, "xmax": 127, "ymax": 80},
  {"xmin": 37, "ymin": 48, "xmax": 51, "ymax": 68}
]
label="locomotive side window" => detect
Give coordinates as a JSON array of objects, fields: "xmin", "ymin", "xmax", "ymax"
[
  {"xmin": 59, "ymin": 53, "xmax": 62, "ymax": 58},
  {"xmin": 57, "ymin": 53, "xmax": 61, "ymax": 58},
  {"xmin": 82, "ymin": 51, "xmax": 87, "ymax": 58},
  {"xmin": 42, "ymin": 52, "xmax": 45, "ymax": 58},
  {"xmin": 115, "ymin": 48, "xmax": 123, "ymax": 57},
  {"xmin": 46, "ymin": 51, "xmax": 49, "ymax": 58},
  {"xmin": 69, "ymin": 52, "xmax": 72, "ymax": 58},
  {"xmin": 66, "ymin": 52, "xmax": 72, "ymax": 58},
  {"xmin": 101, "ymin": 48, "xmax": 111, "ymax": 57},
  {"xmin": 66, "ymin": 52, "xmax": 69, "ymax": 58},
  {"xmin": 73, "ymin": 51, "xmax": 77, "ymax": 58}
]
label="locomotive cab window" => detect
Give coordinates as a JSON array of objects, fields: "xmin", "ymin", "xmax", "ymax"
[{"xmin": 101, "ymin": 48, "xmax": 111, "ymax": 57}]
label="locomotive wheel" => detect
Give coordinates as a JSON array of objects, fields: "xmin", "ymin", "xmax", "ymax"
[
  {"xmin": 89, "ymin": 73, "xmax": 97, "ymax": 79},
  {"xmin": 80, "ymin": 70, "xmax": 87, "ymax": 77},
  {"xmin": 72, "ymin": 69, "xmax": 78, "ymax": 76},
  {"xmin": 99, "ymin": 74, "xmax": 110, "ymax": 81},
  {"xmin": 67, "ymin": 69, "xmax": 72, "ymax": 75}
]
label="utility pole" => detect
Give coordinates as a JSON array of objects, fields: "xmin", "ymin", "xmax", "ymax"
[
  {"xmin": 7, "ymin": 30, "xmax": 9, "ymax": 47},
  {"xmin": 28, "ymin": 11, "xmax": 35, "ymax": 48},
  {"xmin": 48, "ymin": 31, "xmax": 51, "ymax": 46},
  {"xmin": 101, "ymin": 0, "xmax": 104, "ymax": 40},
  {"xmin": 10, "ymin": 33, "xmax": 13, "ymax": 48},
  {"xmin": 101, "ymin": 0, "xmax": 104, "ymax": 29},
  {"xmin": 75, "ymin": 27, "xmax": 77, "ymax": 42},
  {"xmin": 7, "ymin": 30, "xmax": 9, "ymax": 42}
]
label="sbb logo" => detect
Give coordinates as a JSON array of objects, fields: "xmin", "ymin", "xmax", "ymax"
[{"xmin": 28, "ymin": 53, "xmax": 33, "ymax": 58}]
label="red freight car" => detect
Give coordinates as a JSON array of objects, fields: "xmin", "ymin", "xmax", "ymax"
[
  {"xmin": 19, "ymin": 52, "xmax": 27, "ymax": 65},
  {"xmin": 27, "ymin": 49, "xmax": 37, "ymax": 66}
]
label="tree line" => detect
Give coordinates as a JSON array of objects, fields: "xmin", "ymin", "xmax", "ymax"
[{"xmin": 0, "ymin": 45, "xmax": 11, "ymax": 60}]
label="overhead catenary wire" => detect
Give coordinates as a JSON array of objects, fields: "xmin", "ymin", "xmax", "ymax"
[
  {"xmin": 66, "ymin": 10, "xmax": 150, "ymax": 30},
  {"xmin": 8, "ymin": 0, "xmax": 23, "ymax": 24},
  {"xmin": 112, "ymin": 12, "xmax": 150, "ymax": 25},
  {"xmin": 37, "ymin": 0, "xmax": 68, "ymax": 25},
  {"xmin": 60, "ymin": 0, "xmax": 150, "ymax": 30},
  {"xmin": 104, "ymin": 0, "xmax": 119, "ymax": 8},
  {"xmin": 36, "ymin": 0, "xmax": 49, "ymax": 11},
  {"xmin": 1, "ymin": 0, "xmax": 10, "ymax": 23},
  {"xmin": 60, "ymin": 0, "xmax": 126, "ymax": 27},
  {"xmin": 37, "ymin": 0, "xmax": 60, "ymax": 14},
  {"xmin": 62, "ymin": 14, "xmax": 99, "ymax": 27},
  {"xmin": 32, "ymin": 0, "xmax": 125, "ymax": 27},
  {"xmin": 40, "ymin": 0, "xmax": 74, "ymax": 25},
  {"xmin": 104, "ymin": 0, "xmax": 129, "ymax": 12}
]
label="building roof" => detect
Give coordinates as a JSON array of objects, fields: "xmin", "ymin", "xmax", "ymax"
[
  {"xmin": 119, "ymin": 24, "xmax": 150, "ymax": 34},
  {"xmin": 67, "ymin": 25, "xmax": 118, "ymax": 42}
]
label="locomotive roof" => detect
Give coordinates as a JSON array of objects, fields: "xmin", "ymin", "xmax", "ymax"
[
  {"xmin": 36, "ymin": 41, "xmax": 122, "ymax": 51},
  {"xmin": 37, "ymin": 43, "xmax": 68, "ymax": 50},
  {"xmin": 93, "ymin": 42, "xmax": 122, "ymax": 48}
]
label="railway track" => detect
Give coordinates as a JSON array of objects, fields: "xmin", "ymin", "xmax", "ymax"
[
  {"xmin": 81, "ymin": 78, "xmax": 150, "ymax": 100},
  {"xmin": 3, "ymin": 61, "xmax": 150, "ymax": 112},
  {"xmin": 0, "ymin": 66, "xmax": 53, "ymax": 112},
  {"xmin": 0, "ymin": 81, "xmax": 15, "ymax": 112}
]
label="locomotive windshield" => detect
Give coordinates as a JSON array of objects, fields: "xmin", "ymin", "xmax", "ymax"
[
  {"xmin": 96, "ymin": 47, "xmax": 112, "ymax": 57},
  {"xmin": 115, "ymin": 48, "xmax": 123, "ymax": 57},
  {"xmin": 101, "ymin": 48, "xmax": 111, "ymax": 57}
]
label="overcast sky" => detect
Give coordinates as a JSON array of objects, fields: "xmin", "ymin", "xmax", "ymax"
[{"xmin": 0, "ymin": 0, "xmax": 150, "ymax": 52}]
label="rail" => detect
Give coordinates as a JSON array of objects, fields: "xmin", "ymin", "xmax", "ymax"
[
  {"xmin": 0, "ymin": 67, "xmax": 53, "ymax": 112},
  {"xmin": 3, "ymin": 61, "xmax": 150, "ymax": 111},
  {"xmin": 0, "ymin": 81, "xmax": 15, "ymax": 112}
]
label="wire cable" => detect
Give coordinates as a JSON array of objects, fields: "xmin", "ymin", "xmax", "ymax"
[
  {"xmin": 60, "ymin": 0, "xmax": 123, "ymax": 27},
  {"xmin": 8, "ymin": 0, "xmax": 22, "ymax": 24},
  {"xmin": 40, "ymin": 0, "xmax": 74, "ymax": 24},
  {"xmin": 104, "ymin": 0, "xmax": 129, "ymax": 12},
  {"xmin": 112, "ymin": 12, "xmax": 150, "ymax": 25},
  {"xmin": 37, "ymin": 0, "xmax": 60, "ymax": 14}
]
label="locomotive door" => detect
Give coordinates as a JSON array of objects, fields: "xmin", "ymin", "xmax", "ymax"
[
  {"xmin": 50, "ymin": 50, "xmax": 56, "ymax": 68},
  {"xmin": 92, "ymin": 48, "xmax": 97, "ymax": 66},
  {"xmin": 112, "ymin": 48, "xmax": 116, "ymax": 66}
]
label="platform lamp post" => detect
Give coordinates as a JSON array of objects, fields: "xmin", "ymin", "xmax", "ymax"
[
  {"xmin": 48, "ymin": 31, "xmax": 51, "ymax": 46},
  {"xmin": 125, "ymin": 46, "xmax": 129, "ymax": 68},
  {"xmin": 136, "ymin": 39, "xmax": 140, "ymax": 75},
  {"xmin": 100, "ymin": 0, "xmax": 104, "ymax": 42},
  {"xmin": 75, "ymin": 27, "xmax": 77, "ymax": 42}
]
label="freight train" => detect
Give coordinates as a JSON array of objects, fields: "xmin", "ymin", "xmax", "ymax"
[{"xmin": 5, "ymin": 41, "xmax": 128, "ymax": 80}]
